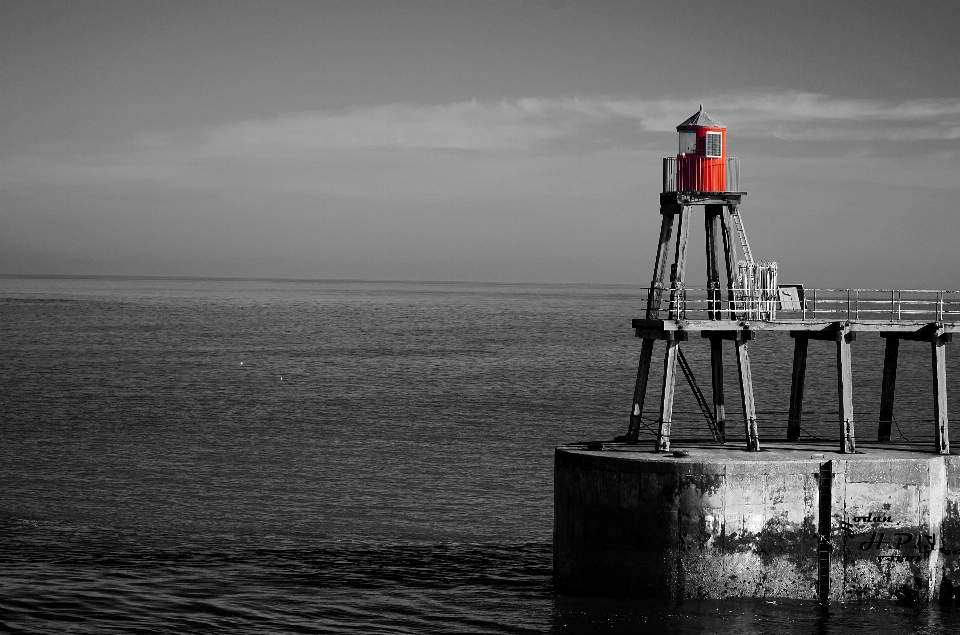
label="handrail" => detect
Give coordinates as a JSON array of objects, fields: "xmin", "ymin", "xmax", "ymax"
[
  {"xmin": 641, "ymin": 287, "xmax": 960, "ymax": 322},
  {"xmin": 662, "ymin": 157, "xmax": 740, "ymax": 192}
]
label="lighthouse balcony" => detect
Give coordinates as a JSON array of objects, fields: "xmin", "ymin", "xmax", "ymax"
[{"xmin": 663, "ymin": 156, "xmax": 740, "ymax": 193}]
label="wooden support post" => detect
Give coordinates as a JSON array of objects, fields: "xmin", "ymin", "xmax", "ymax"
[
  {"xmin": 704, "ymin": 205, "xmax": 722, "ymax": 320},
  {"xmin": 878, "ymin": 337, "xmax": 899, "ymax": 442},
  {"xmin": 787, "ymin": 337, "xmax": 808, "ymax": 441},
  {"xmin": 709, "ymin": 336, "xmax": 726, "ymax": 443},
  {"xmin": 719, "ymin": 205, "xmax": 739, "ymax": 319},
  {"xmin": 626, "ymin": 337, "xmax": 655, "ymax": 445},
  {"xmin": 837, "ymin": 332, "xmax": 856, "ymax": 454},
  {"xmin": 656, "ymin": 339, "xmax": 680, "ymax": 452},
  {"xmin": 932, "ymin": 336, "xmax": 950, "ymax": 454},
  {"xmin": 646, "ymin": 208, "xmax": 678, "ymax": 319},
  {"xmin": 667, "ymin": 206, "xmax": 692, "ymax": 319},
  {"xmin": 735, "ymin": 337, "xmax": 760, "ymax": 451}
]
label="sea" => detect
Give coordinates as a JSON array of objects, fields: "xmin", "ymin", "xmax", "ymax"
[{"xmin": 2, "ymin": 276, "xmax": 959, "ymax": 634}]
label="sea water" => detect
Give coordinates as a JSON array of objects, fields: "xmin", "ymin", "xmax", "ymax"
[{"xmin": 2, "ymin": 276, "xmax": 958, "ymax": 633}]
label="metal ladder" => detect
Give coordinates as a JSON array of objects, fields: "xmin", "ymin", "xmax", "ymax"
[
  {"xmin": 730, "ymin": 208, "xmax": 754, "ymax": 264},
  {"xmin": 676, "ymin": 347, "xmax": 722, "ymax": 443}
]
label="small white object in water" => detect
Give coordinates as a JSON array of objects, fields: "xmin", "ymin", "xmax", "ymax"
[{"xmin": 240, "ymin": 361, "xmax": 244, "ymax": 365}]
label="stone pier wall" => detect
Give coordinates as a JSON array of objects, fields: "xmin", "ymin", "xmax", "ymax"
[{"xmin": 554, "ymin": 445, "xmax": 960, "ymax": 601}]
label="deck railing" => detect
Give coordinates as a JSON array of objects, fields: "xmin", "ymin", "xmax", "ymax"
[
  {"xmin": 662, "ymin": 156, "xmax": 740, "ymax": 193},
  {"xmin": 643, "ymin": 287, "xmax": 960, "ymax": 322}
]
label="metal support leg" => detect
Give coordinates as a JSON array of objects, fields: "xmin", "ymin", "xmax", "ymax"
[
  {"xmin": 667, "ymin": 206, "xmax": 691, "ymax": 319},
  {"xmin": 647, "ymin": 210, "xmax": 677, "ymax": 320},
  {"xmin": 736, "ymin": 338, "xmax": 759, "ymax": 451},
  {"xmin": 627, "ymin": 338, "xmax": 655, "ymax": 444},
  {"xmin": 704, "ymin": 206, "xmax": 722, "ymax": 320},
  {"xmin": 787, "ymin": 337, "xmax": 808, "ymax": 441},
  {"xmin": 709, "ymin": 336, "xmax": 726, "ymax": 443},
  {"xmin": 837, "ymin": 332, "xmax": 856, "ymax": 454},
  {"xmin": 878, "ymin": 337, "xmax": 899, "ymax": 442},
  {"xmin": 932, "ymin": 336, "xmax": 950, "ymax": 454},
  {"xmin": 656, "ymin": 340, "xmax": 680, "ymax": 452},
  {"xmin": 719, "ymin": 206, "xmax": 740, "ymax": 320}
]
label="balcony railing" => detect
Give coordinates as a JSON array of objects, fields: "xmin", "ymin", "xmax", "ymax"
[
  {"xmin": 663, "ymin": 156, "xmax": 740, "ymax": 193},
  {"xmin": 643, "ymin": 287, "xmax": 960, "ymax": 322}
]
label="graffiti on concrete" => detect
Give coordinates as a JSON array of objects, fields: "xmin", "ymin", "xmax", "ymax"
[
  {"xmin": 850, "ymin": 513, "xmax": 893, "ymax": 523},
  {"xmin": 859, "ymin": 530, "xmax": 936, "ymax": 551},
  {"xmin": 875, "ymin": 554, "xmax": 926, "ymax": 563},
  {"xmin": 838, "ymin": 514, "xmax": 893, "ymax": 536},
  {"xmin": 837, "ymin": 517, "xmax": 938, "ymax": 564}
]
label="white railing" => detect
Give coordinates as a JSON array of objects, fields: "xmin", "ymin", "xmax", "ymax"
[
  {"xmin": 662, "ymin": 157, "xmax": 740, "ymax": 193},
  {"xmin": 735, "ymin": 261, "xmax": 778, "ymax": 320},
  {"xmin": 643, "ymin": 287, "xmax": 960, "ymax": 322}
]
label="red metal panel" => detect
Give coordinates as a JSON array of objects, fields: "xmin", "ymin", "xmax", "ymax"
[
  {"xmin": 677, "ymin": 155, "xmax": 726, "ymax": 192},
  {"xmin": 676, "ymin": 125, "xmax": 726, "ymax": 192}
]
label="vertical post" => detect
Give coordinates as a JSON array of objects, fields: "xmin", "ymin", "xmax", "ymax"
[
  {"xmin": 656, "ymin": 339, "xmax": 680, "ymax": 452},
  {"xmin": 646, "ymin": 210, "xmax": 677, "ymax": 319},
  {"xmin": 719, "ymin": 206, "xmax": 739, "ymax": 319},
  {"xmin": 627, "ymin": 337, "xmax": 655, "ymax": 444},
  {"xmin": 735, "ymin": 335, "xmax": 760, "ymax": 451},
  {"xmin": 709, "ymin": 336, "xmax": 726, "ymax": 443},
  {"xmin": 817, "ymin": 461, "xmax": 833, "ymax": 605},
  {"xmin": 932, "ymin": 334, "xmax": 950, "ymax": 454},
  {"xmin": 787, "ymin": 336, "xmax": 808, "ymax": 441},
  {"xmin": 878, "ymin": 336, "xmax": 899, "ymax": 442},
  {"xmin": 704, "ymin": 206, "xmax": 722, "ymax": 320},
  {"xmin": 837, "ymin": 331, "xmax": 856, "ymax": 453},
  {"xmin": 667, "ymin": 206, "xmax": 692, "ymax": 319}
]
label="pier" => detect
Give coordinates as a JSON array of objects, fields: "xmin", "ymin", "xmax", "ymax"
[
  {"xmin": 554, "ymin": 108, "xmax": 960, "ymax": 602},
  {"xmin": 554, "ymin": 442, "xmax": 960, "ymax": 601}
]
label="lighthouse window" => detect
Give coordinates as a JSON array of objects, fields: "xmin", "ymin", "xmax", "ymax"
[
  {"xmin": 679, "ymin": 131, "xmax": 696, "ymax": 154},
  {"xmin": 705, "ymin": 132, "xmax": 722, "ymax": 157}
]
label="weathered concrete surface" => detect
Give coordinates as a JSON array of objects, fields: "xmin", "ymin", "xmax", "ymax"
[{"xmin": 554, "ymin": 442, "xmax": 960, "ymax": 601}]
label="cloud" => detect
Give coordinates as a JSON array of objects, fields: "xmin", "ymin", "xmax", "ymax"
[
  {"xmin": 195, "ymin": 101, "xmax": 563, "ymax": 154},
  {"xmin": 701, "ymin": 92, "xmax": 960, "ymax": 141},
  {"xmin": 3, "ymin": 92, "xmax": 958, "ymax": 194},
  {"xmin": 238, "ymin": 92, "xmax": 960, "ymax": 152}
]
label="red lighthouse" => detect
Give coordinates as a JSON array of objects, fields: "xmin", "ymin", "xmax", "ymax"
[{"xmin": 675, "ymin": 106, "xmax": 727, "ymax": 192}]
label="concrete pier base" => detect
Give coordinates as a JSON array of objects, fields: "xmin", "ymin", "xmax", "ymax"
[{"xmin": 554, "ymin": 442, "xmax": 960, "ymax": 601}]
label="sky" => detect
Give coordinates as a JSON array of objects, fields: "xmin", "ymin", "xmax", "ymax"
[{"xmin": 2, "ymin": 0, "xmax": 959, "ymax": 287}]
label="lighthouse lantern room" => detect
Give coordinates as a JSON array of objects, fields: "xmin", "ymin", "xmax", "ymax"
[{"xmin": 669, "ymin": 105, "xmax": 732, "ymax": 193}]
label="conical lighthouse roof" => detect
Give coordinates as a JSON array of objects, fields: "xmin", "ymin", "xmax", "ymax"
[{"xmin": 677, "ymin": 106, "xmax": 725, "ymax": 129}]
